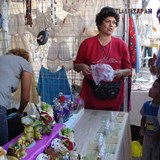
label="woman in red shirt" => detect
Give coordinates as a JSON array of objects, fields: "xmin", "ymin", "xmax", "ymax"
[{"xmin": 73, "ymin": 6, "xmax": 131, "ymax": 111}]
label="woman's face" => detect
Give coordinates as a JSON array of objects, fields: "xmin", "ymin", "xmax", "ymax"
[
  {"xmin": 149, "ymin": 81, "xmax": 160, "ymax": 99},
  {"xmin": 98, "ymin": 16, "xmax": 117, "ymax": 35}
]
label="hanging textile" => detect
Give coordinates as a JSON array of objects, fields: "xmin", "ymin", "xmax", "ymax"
[
  {"xmin": 9, "ymin": 13, "xmax": 26, "ymax": 35},
  {"xmin": 129, "ymin": 14, "xmax": 136, "ymax": 69},
  {"xmin": 25, "ymin": 0, "xmax": 33, "ymax": 27},
  {"xmin": 132, "ymin": 14, "xmax": 141, "ymax": 74},
  {"xmin": 27, "ymin": 9, "xmax": 52, "ymax": 37},
  {"xmin": 37, "ymin": 66, "xmax": 72, "ymax": 105},
  {"xmin": 0, "ymin": 13, "xmax": 2, "ymax": 29},
  {"xmin": 142, "ymin": 0, "xmax": 151, "ymax": 9},
  {"xmin": 47, "ymin": 59, "xmax": 73, "ymax": 71},
  {"xmin": 62, "ymin": 0, "xmax": 85, "ymax": 14},
  {"xmin": 128, "ymin": 15, "xmax": 136, "ymax": 112}
]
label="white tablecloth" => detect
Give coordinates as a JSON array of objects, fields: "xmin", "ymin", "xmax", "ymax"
[
  {"xmin": 129, "ymin": 90, "xmax": 151, "ymax": 126},
  {"xmin": 73, "ymin": 109, "xmax": 132, "ymax": 160}
]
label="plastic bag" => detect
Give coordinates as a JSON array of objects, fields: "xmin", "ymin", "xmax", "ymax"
[{"xmin": 91, "ymin": 64, "xmax": 116, "ymax": 85}]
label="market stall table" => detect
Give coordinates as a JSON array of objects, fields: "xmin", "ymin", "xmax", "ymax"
[
  {"xmin": 129, "ymin": 77, "xmax": 153, "ymax": 126},
  {"xmin": 73, "ymin": 109, "xmax": 132, "ymax": 160},
  {"xmin": 129, "ymin": 90, "xmax": 151, "ymax": 126}
]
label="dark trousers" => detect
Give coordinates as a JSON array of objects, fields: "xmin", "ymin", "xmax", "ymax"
[
  {"xmin": 144, "ymin": 47, "xmax": 152, "ymax": 57},
  {"xmin": 0, "ymin": 105, "xmax": 8, "ymax": 146},
  {"xmin": 143, "ymin": 47, "xmax": 152, "ymax": 67}
]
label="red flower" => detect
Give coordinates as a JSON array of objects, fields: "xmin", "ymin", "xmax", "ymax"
[{"xmin": 40, "ymin": 111, "xmax": 52, "ymax": 124}]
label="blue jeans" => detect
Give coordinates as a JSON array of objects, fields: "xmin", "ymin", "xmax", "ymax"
[
  {"xmin": 144, "ymin": 47, "xmax": 152, "ymax": 57},
  {"xmin": 0, "ymin": 105, "xmax": 8, "ymax": 146}
]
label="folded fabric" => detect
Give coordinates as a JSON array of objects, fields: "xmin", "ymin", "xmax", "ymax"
[{"xmin": 37, "ymin": 66, "xmax": 72, "ymax": 105}]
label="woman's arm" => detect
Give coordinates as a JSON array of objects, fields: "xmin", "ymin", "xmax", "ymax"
[
  {"xmin": 17, "ymin": 71, "xmax": 32, "ymax": 116},
  {"xmin": 115, "ymin": 69, "xmax": 131, "ymax": 79},
  {"xmin": 74, "ymin": 63, "xmax": 92, "ymax": 76}
]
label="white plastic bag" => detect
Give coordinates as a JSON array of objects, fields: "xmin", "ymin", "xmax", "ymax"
[{"xmin": 91, "ymin": 64, "xmax": 116, "ymax": 85}]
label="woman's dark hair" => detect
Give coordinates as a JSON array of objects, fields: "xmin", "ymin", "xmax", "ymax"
[{"xmin": 96, "ymin": 7, "xmax": 119, "ymax": 30}]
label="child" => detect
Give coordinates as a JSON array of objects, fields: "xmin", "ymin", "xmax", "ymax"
[{"xmin": 139, "ymin": 77, "xmax": 160, "ymax": 160}]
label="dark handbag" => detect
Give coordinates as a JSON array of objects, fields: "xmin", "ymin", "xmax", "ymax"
[{"xmin": 86, "ymin": 78, "xmax": 121, "ymax": 100}]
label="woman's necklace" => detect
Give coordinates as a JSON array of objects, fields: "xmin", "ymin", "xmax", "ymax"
[
  {"xmin": 98, "ymin": 35, "xmax": 111, "ymax": 46},
  {"xmin": 103, "ymin": 41, "xmax": 112, "ymax": 61},
  {"xmin": 98, "ymin": 37, "xmax": 112, "ymax": 63}
]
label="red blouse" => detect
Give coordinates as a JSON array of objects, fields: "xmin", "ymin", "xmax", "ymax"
[{"xmin": 73, "ymin": 35, "xmax": 131, "ymax": 111}]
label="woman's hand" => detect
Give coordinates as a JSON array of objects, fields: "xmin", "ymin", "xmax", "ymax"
[
  {"xmin": 81, "ymin": 64, "xmax": 92, "ymax": 76},
  {"xmin": 115, "ymin": 69, "xmax": 131, "ymax": 78},
  {"xmin": 74, "ymin": 63, "xmax": 92, "ymax": 76},
  {"xmin": 115, "ymin": 69, "xmax": 124, "ymax": 78}
]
